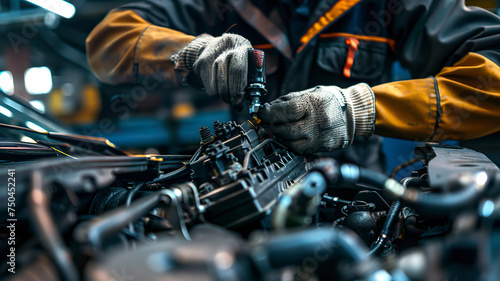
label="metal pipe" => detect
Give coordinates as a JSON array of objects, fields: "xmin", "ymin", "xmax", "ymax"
[
  {"xmin": 272, "ymin": 171, "xmax": 327, "ymax": 229},
  {"xmin": 242, "ymin": 138, "xmax": 287, "ymax": 169},
  {"xmin": 74, "ymin": 191, "xmax": 167, "ymax": 249}
]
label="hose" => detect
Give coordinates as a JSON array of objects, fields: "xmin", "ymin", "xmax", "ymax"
[
  {"xmin": 368, "ymin": 200, "xmax": 402, "ymax": 255},
  {"xmin": 368, "ymin": 177, "xmax": 419, "ymax": 255},
  {"xmin": 148, "ymin": 166, "xmax": 190, "ymax": 184},
  {"xmin": 253, "ymin": 227, "xmax": 377, "ymax": 279},
  {"xmin": 126, "ymin": 183, "xmax": 146, "ymax": 233},
  {"xmin": 348, "ymin": 165, "xmax": 494, "ymax": 217},
  {"xmin": 393, "ymin": 171, "xmax": 493, "ymax": 217},
  {"xmin": 399, "ymin": 177, "xmax": 420, "ymax": 189},
  {"xmin": 357, "ymin": 166, "xmax": 390, "ymax": 188},
  {"xmin": 74, "ymin": 191, "xmax": 168, "ymax": 249}
]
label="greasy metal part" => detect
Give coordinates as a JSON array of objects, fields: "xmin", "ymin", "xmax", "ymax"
[
  {"xmin": 175, "ymin": 181, "xmax": 205, "ymax": 214},
  {"xmin": 272, "ymin": 171, "xmax": 327, "ymax": 230},
  {"xmin": 242, "ymin": 138, "xmax": 287, "ymax": 169},
  {"xmin": 248, "ymin": 83, "xmax": 265, "ymax": 116},
  {"xmin": 192, "ymin": 120, "xmax": 308, "ymax": 229},
  {"xmin": 415, "ymin": 144, "xmax": 499, "ymax": 189},
  {"xmin": 157, "ymin": 188, "xmax": 192, "ymax": 240}
]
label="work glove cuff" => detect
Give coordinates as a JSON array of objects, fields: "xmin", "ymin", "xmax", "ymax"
[
  {"xmin": 172, "ymin": 34, "xmax": 214, "ymax": 71},
  {"xmin": 343, "ymin": 83, "xmax": 376, "ymax": 138}
]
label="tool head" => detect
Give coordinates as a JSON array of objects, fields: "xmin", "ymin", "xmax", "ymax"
[{"xmin": 246, "ymin": 49, "xmax": 266, "ymax": 116}]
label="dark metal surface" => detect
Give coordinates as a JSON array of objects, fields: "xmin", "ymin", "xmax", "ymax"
[
  {"xmin": 415, "ymin": 144, "xmax": 499, "ymax": 188},
  {"xmin": 191, "ymin": 120, "xmax": 308, "ymax": 229}
]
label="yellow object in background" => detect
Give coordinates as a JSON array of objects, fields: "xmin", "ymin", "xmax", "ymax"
[
  {"xmin": 49, "ymin": 84, "xmax": 102, "ymax": 124},
  {"xmin": 172, "ymin": 102, "xmax": 195, "ymax": 119}
]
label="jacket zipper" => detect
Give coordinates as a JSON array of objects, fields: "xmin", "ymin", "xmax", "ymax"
[{"xmin": 343, "ymin": 37, "xmax": 359, "ymax": 78}]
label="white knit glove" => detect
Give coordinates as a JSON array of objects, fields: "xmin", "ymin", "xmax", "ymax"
[
  {"xmin": 173, "ymin": 33, "xmax": 252, "ymax": 111},
  {"xmin": 258, "ymin": 84, "xmax": 376, "ymax": 154}
]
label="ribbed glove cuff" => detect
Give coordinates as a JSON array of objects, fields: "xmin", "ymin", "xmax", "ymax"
[
  {"xmin": 344, "ymin": 83, "xmax": 376, "ymax": 138},
  {"xmin": 172, "ymin": 34, "xmax": 214, "ymax": 71}
]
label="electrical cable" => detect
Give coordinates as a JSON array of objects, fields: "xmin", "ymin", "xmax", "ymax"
[
  {"xmin": 148, "ymin": 166, "xmax": 190, "ymax": 184},
  {"xmin": 389, "ymin": 157, "xmax": 420, "ymax": 179},
  {"xmin": 148, "ymin": 147, "xmax": 202, "ymax": 184},
  {"xmin": 126, "ymin": 182, "xmax": 146, "ymax": 233}
]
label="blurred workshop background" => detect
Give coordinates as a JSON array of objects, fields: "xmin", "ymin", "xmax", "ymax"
[{"xmin": 0, "ymin": 0, "xmax": 498, "ymax": 175}]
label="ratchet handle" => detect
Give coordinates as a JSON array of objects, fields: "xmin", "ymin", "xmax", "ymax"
[{"xmin": 248, "ymin": 49, "xmax": 265, "ymax": 84}]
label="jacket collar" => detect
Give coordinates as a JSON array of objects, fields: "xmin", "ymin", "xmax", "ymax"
[
  {"xmin": 229, "ymin": 0, "xmax": 364, "ymax": 58},
  {"xmin": 229, "ymin": 0, "xmax": 294, "ymax": 61}
]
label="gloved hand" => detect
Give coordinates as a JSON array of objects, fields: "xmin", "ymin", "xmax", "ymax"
[
  {"xmin": 258, "ymin": 84, "xmax": 376, "ymax": 154},
  {"xmin": 173, "ymin": 33, "xmax": 252, "ymax": 111}
]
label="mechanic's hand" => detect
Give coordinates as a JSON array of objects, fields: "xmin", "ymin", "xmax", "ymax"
[
  {"xmin": 258, "ymin": 84, "xmax": 375, "ymax": 154},
  {"xmin": 173, "ymin": 33, "xmax": 252, "ymax": 111}
]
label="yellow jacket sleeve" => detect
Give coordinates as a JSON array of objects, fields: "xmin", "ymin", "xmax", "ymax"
[
  {"xmin": 86, "ymin": 10, "xmax": 195, "ymax": 85},
  {"xmin": 373, "ymin": 52, "xmax": 500, "ymax": 141}
]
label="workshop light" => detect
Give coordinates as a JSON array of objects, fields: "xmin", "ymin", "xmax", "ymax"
[
  {"xmin": 24, "ymin": 67, "xmax": 53, "ymax": 95},
  {"xmin": 30, "ymin": 100, "xmax": 46, "ymax": 113},
  {"xmin": 480, "ymin": 200, "xmax": 495, "ymax": 217},
  {"xmin": 25, "ymin": 0, "xmax": 76, "ymax": 19},
  {"xmin": 21, "ymin": 136, "xmax": 37, "ymax": 143},
  {"xmin": 0, "ymin": 105, "xmax": 13, "ymax": 118},
  {"xmin": 476, "ymin": 171, "xmax": 488, "ymax": 187},
  {"xmin": 0, "ymin": 71, "xmax": 14, "ymax": 95},
  {"xmin": 26, "ymin": 121, "xmax": 48, "ymax": 133}
]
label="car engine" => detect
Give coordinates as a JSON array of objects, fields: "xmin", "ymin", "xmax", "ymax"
[{"xmin": 1, "ymin": 118, "xmax": 500, "ymax": 281}]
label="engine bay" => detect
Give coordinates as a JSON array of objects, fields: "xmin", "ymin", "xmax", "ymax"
[{"xmin": 1, "ymin": 118, "xmax": 500, "ymax": 281}]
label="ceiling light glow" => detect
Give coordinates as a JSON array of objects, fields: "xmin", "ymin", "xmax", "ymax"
[
  {"xmin": 26, "ymin": 121, "xmax": 48, "ymax": 133},
  {"xmin": 24, "ymin": 66, "xmax": 53, "ymax": 95},
  {"xmin": 25, "ymin": 0, "xmax": 76, "ymax": 19},
  {"xmin": 0, "ymin": 71, "xmax": 14, "ymax": 95},
  {"xmin": 0, "ymin": 105, "xmax": 13, "ymax": 118},
  {"xmin": 30, "ymin": 100, "xmax": 46, "ymax": 113}
]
